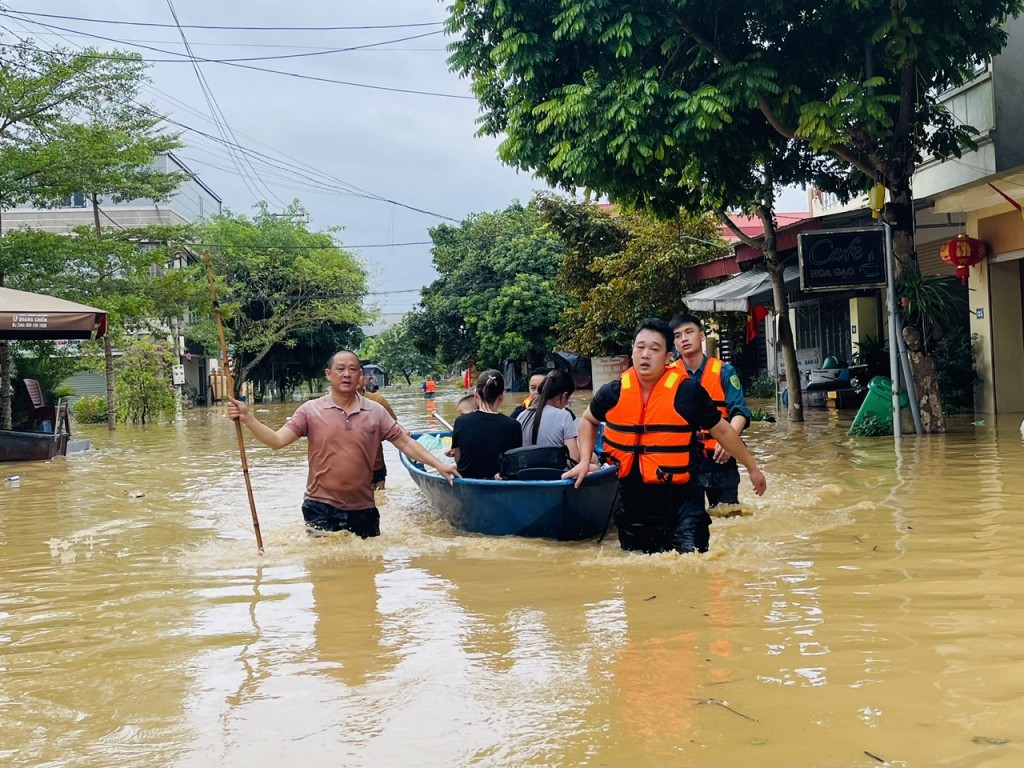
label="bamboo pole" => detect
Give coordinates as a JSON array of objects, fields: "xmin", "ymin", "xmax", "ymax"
[{"xmin": 204, "ymin": 250, "xmax": 264, "ymax": 553}]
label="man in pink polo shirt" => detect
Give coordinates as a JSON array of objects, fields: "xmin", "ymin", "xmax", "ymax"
[{"xmin": 228, "ymin": 349, "xmax": 458, "ymax": 537}]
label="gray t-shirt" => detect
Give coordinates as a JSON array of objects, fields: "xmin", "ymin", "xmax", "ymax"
[{"xmin": 517, "ymin": 405, "xmax": 578, "ymax": 449}]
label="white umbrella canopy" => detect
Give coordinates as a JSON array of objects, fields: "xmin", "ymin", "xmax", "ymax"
[
  {"xmin": 683, "ymin": 266, "xmax": 799, "ymax": 312},
  {"xmin": 0, "ymin": 287, "xmax": 108, "ymax": 341}
]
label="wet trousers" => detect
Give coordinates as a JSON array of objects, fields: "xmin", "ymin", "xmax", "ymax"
[
  {"xmin": 615, "ymin": 466, "xmax": 711, "ymax": 554},
  {"xmin": 698, "ymin": 452, "xmax": 740, "ymax": 507},
  {"xmin": 301, "ymin": 499, "xmax": 380, "ymax": 538}
]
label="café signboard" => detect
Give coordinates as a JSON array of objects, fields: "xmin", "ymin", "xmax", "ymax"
[{"xmin": 798, "ymin": 227, "xmax": 887, "ymax": 291}]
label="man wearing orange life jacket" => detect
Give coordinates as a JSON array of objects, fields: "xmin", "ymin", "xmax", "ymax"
[
  {"xmin": 670, "ymin": 314, "xmax": 752, "ymax": 510},
  {"xmin": 564, "ymin": 319, "xmax": 766, "ymax": 553}
]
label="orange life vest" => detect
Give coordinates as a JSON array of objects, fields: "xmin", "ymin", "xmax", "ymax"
[
  {"xmin": 603, "ymin": 367, "xmax": 696, "ymax": 484},
  {"xmin": 424, "ymin": 379, "xmax": 436, "ymax": 393},
  {"xmin": 676, "ymin": 357, "xmax": 728, "ymax": 453}
]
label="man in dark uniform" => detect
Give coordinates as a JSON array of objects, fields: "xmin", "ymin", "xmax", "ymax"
[
  {"xmin": 564, "ymin": 319, "xmax": 766, "ymax": 554},
  {"xmin": 670, "ymin": 314, "xmax": 752, "ymax": 510}
]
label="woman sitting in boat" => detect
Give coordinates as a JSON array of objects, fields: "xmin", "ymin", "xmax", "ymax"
[
  {"xmin": 516, "ymin": 369, "xmax": 581, "ymax": 467},
  {"xmin": 451, "ymin": 369, "xmax": 522, "ymax": 479}
]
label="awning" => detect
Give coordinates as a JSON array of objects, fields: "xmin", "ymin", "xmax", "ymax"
[
  {"xmin": 0, "ymin": 287, "xmax": 108, "ymax": 340},
  {"xmin": 683, "ymin": 266, "xmax": 799, "ymax": 312}
]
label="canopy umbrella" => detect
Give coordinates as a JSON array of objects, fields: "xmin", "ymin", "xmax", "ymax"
[
  {"xmin": 0, "ymin": 287, "xmax": 108, "ymax": 341},
  {"xmin": 682, "ymin": 266, "xmax": 799, "ymax": 312}
]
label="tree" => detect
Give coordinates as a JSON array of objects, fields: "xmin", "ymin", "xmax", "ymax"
[
  {"xmin": 0, "ymin": 40, "xmax": 158, "ymax": 428},
  {"xmin": 360, "ymin": 317, "xmax": 434, "ymax": 385},
  {"xmin": 194, "ymin": 201, "xmax": 369, "ymax": 394},
  {"xmin": 248, "ymin": 321, "xmax": 365, "ymax": 399},
  {"xmin": 446, "ymin": 3, "xmax": 817, "ymax": 417},
  {"xmin": 537, "ymin": 195, "xmax": 726, "ymax": 355},
  {"xmin": 114, "ymin": 338, "xmax": 177, "ymax": 424},
  {"xmin": 446, "ymin": 0, "xmax": 1022, "ymax": 427},
  {"xmin": 408, "ymin": 201, "xmax": 568, "ymax": 370},
  {"xmin": 42, "ymin": 108, "xmax": 186, "ymax": 430}
]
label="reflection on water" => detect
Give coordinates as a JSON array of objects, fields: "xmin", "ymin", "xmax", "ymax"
[{"xmin": 1, "ymin": 389, "xmax": 1022, "ymax": 767}]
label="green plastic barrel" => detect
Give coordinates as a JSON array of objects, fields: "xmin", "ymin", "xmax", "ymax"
[{"xmin": 849, "ymin": 376, "xmax": 910, "ymax": 434}]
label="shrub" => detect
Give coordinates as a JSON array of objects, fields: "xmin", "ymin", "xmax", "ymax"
[
  {"xmin": 849, "ymin": 413, "xmax": 891, "ymax": 437},
  {"xmin": 73, "ymin": 394, "xmax": 108, "ymax": 424},
  {"xmin": 114, "ymin": 339, "xmax": 177, "ymax": 424},
  {"xmin": 745, "ymin": 370, "xmax": 776, "ymax": 399},
  {"xmin": 933, "ymin": 325, "xmax": 979, "ymax": 415}
]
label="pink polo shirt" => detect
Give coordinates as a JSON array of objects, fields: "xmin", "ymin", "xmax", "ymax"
[{"xmin": 284, "ymin": 394, "xmax": 403, "ymax": 510}]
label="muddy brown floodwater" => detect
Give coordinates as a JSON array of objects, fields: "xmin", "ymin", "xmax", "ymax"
[{"xmin": 1, "ymin": 388, "xmax": 1021, "ymax": 767}]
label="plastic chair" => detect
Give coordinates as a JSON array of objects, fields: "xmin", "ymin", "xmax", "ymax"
[{"xmin": 22, "ymin": 379, "xmax": 70, "ymax": 434}]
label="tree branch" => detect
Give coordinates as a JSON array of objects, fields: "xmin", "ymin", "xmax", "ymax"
[
  {"xmin": 673, "ymin": 15, "xmax": 875, "ymax": 179},
  {"xmin": 715, "ymin": 210, "xmax": 763, "ymax": 250}
]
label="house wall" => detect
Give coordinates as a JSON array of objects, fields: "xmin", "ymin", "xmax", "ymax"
[
  {"xmin": 849, "ymin": 297, "xmax": 879, "ymax": 352},
  {"xmin": 993, "ymin": 14, "xmax": 1024, "ymax": 173},
  {"xmin": 970, "ymin": 210, "xmax": 1024, "ymax": 414}
]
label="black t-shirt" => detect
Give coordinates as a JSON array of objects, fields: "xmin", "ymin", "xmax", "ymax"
[
  {"xmin": 589, "ymin": 376, "xmax": 723, "ymax": 431},
  {"xmin": 452, "ymin": 411, "xmax": 523, "ymax": 479}
]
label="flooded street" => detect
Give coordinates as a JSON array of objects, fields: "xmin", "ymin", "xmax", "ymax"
[{"xmin": 2, "ymin": 388, "xmax": 1022, "ymax": 767}]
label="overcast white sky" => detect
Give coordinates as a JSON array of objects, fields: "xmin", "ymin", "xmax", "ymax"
[{"xmin": 2, "ymin": 1, "xmax": 807, "ymax": 314}]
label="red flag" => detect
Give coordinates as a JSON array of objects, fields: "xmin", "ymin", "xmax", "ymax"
[{"xmin": 746, "ymin": 304, "xmax": 769, "ymax": 343}]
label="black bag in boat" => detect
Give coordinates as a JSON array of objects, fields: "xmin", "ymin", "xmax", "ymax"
[{"xmin": 499, "ymin": 445, "xmax": 570, "ymax": 480}]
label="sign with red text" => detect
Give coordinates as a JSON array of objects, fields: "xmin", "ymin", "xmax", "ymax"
[{"xmin": 798, "ymin": 228, "xmax": 886, "ymax": 291}]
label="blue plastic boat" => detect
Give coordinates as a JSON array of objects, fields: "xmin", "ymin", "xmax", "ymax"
[{"xmin": 400, "ymin": 432, "xmax": 621, "ymax": 540}]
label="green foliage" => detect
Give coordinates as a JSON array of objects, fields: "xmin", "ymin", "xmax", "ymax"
[
  {"xmin": 446, "ymin": 0, "xmax": 1021, "ymax": 253},
  {"xmin": 0, "ymin": 42, "xmax": 152, "ymax": 211},
  {"xmin": 362, "ymin": 317, "xmax": 435, "ymax": 385},
  {"xmin": 895, "ymin": 266, "xmax": 964, "ymax": 341},
  {"xmin": 72, "ymin": 394, "xmax": 108, "ymax": 424},
  {"xmin": 538, "ymin": 195, "xmax": 727, "ymax": 355},
  {"xmin": 849, "ymin": 413, "xmax": 892, "ymax": 437},
  {"xmin": 114, "ymin": 338, "xmax": 177, "ymax": 424},
  {"xmin": 934, "ymin": 326, "xmax": 980, "ymax": 414},
  {"xmin": 9, "ymin": 342, "xmax": 81, "ymax": 402},
  {"xmin": 745, "ymin": 370, "xmax": 777, "ymax": 399},
  {"xmin": 852, "ymin": 334, "xmax": 890, "ymax": 384},
  {"xmin": 749, "ymin": 407, "xmax": 776, "ymax": 422},
  {"xmin": 248, "ymin": 321, "xmax": 364, "ymax": 399},
  {"xmin": 409, "ymin": 200, "xmax": 568, "ymax": 369},
  {"xmin": 193, "ymin": 201, "xmax": 370, "ymax": 391}
]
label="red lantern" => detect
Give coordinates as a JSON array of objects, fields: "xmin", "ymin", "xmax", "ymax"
[{"xmin": 939, "ymin": 234, "xmax": 987, "ymax": 285}]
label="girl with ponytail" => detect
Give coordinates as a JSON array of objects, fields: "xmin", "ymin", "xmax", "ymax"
[
  {"xmin": 516, "ymin": 369, "xmax": 581, "ymax": 466},
  {"xmin": 451, "ymin": 369, "xmax": 522, "ymax": 479}
]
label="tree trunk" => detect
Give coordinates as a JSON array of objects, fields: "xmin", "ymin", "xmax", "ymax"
[
  {"xmin": 0, "ymin": 252, "xmax": 10, "ymax": 429},
  {"xmin": 104, "ymin": 334, "xmax": 116, "ymax": 430},
  {"xmin": 768, "ymin": 260, "xmax": 803, "ymax": 422},
  {"xmin": 0, "ymin": 268, "xmax": 10, "ymax": 429},
  {"xmin": 756, "ymin": 208, "xmax": 803, "ymax": 422},
  {"xmin": 89, "ymin": 192, "xmax": 118, "ymax": 431},
  {"xmin": 887, "ymin": 186, "xmax": 944, "ymax": 432},
  {"xmin": 0, "ymin": 341, "xmax": 10, "ymax": 430}
]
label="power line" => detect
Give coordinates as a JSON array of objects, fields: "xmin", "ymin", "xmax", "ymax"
[
  {"xmin": 164, "ymin": 0, "xmax": 280, "ymax": 207},
  {"xmin": 158, "ymin": 114, "xmax": 459, "ymax": 220},
  {"xmin": 4, "ymin": 9, "xmax": 445, "ymax": 32},
  {"xmin": 21, "ymin": 32, "xmax": 444, "ymax": 52},
  {"xmin": 0, "ymin": 31, "xmax": 462, "ymax": 221},
  {"xmin": 1, "ymin": 14, "xmax": 474, "ymax": 99},
  {"xmin": 1, "ymin": 29, "xmax": 444, "ymax": 63}
]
